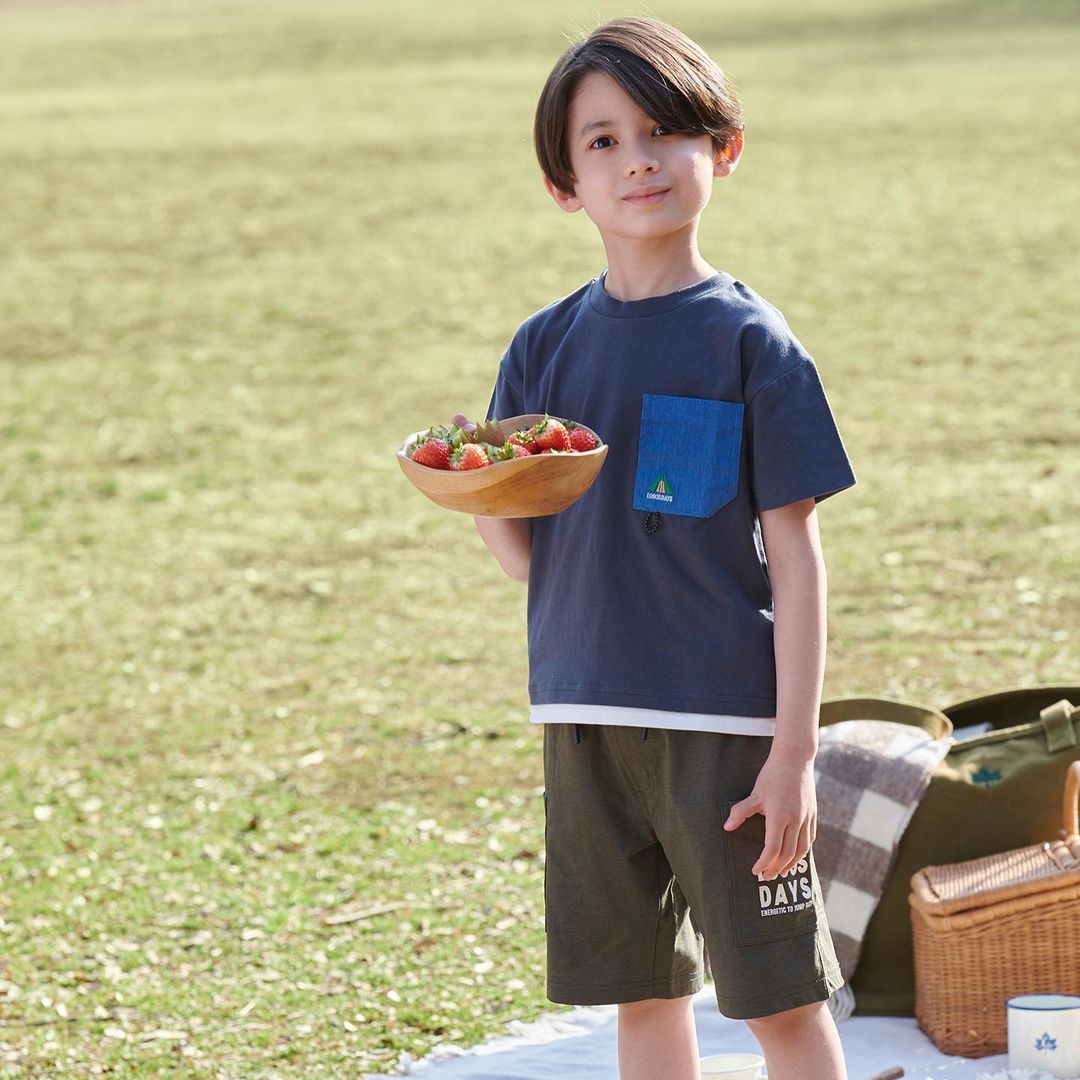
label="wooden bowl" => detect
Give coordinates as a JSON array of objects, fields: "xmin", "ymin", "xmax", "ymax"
[{"xmin": 397, "ymin": 414, "xmax": 608, "ymax": 517}]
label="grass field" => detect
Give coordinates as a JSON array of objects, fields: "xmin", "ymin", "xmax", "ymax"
[{"xmin": 1, "ymin": 0, "xmax": 1078, "ymax": 1075}]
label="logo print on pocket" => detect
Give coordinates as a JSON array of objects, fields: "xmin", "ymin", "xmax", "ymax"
[
  {"xmin": 755, "ymin": 858, "xmax": 813, "ymax": 919},
  {"xmin": 647, "ymin": 474, "xmax": 674, "ymax": 503}
]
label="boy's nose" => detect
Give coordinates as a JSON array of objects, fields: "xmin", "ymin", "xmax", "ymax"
[
  {"xmin": 624, "ymin": 139, "xmax": 660, "ymax": 177},
  {"xmin": 625, "ymin": 156, "xmax": 660, "ymax": 177}
]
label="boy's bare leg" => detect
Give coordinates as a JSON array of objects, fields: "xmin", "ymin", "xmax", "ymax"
[
  {"xmin": 745, "ymin": 1000, "xmax": 847, "ymax": 1080},
  {"xmin": 617, "ymin": 996, "xmax": 701, "ymax": 1080}
]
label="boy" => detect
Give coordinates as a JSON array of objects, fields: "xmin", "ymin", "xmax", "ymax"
[{"xmin": 473, "ymin": 17, "xmax": 855, "ymax": 1080}]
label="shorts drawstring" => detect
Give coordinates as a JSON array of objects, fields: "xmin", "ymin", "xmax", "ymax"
[{"xmin": 572, "ymin": 724, "xmax": 648, "ymax": 741}]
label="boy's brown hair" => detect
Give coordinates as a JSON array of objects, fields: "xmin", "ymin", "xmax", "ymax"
[{"xmin": 534, "ymin": 16, "xmax": 745, "ymax": 197}]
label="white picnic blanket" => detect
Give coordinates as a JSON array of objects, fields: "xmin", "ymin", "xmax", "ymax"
[{"xmin": 367, "ymin": 983, "xmax": 1012, "ymax": 1079}]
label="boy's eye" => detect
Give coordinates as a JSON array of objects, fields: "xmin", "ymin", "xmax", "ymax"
[{"xmin": 589, "ymin": 125, "xmax": 674, "ymax": 150}]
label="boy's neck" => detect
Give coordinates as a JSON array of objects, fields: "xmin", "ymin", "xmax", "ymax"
[{"xmin": 598, "ymin": 231, "xmax": 720, "ymax": 303}]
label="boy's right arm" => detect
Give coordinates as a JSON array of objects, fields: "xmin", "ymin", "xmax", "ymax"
[{"xmin": 473, "ymin": 516, "xmax": 531, "ymax": 583}]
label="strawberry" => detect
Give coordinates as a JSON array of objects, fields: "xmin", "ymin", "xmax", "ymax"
[
  {"xmin": 508, "ymin": 431, "xmax": 540, "ymax": 455},
  {"xmin": 449, "ymin": 443, "xmax": 491, "ymax": 470},
  {"xmin": 411, "ymin": 437, "xmax": 452, "ymax": 469},
  {"xmin": 523, "ymin": 414, "xmax": 571, "ymax": 452},
  {"xmin": 486, "ymin": 441, "xmax": 530, "ymax": 463},
  {"xmin": 566, "ymin": 422, "xmax": 598, "ymax": 452}
]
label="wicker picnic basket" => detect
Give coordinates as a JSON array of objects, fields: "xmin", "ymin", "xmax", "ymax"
[{"xmin": 909, "ymin": 760, "xmax": 1080, "ymax": 1057}]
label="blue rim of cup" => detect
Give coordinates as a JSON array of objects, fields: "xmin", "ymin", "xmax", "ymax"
[{"xmin": 1007, "ymin": 994, "xmax": 1080, "ymax": 1011}]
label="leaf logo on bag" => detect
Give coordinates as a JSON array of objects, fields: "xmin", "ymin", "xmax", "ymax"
[{"xmin": 971, "ymin": 766, "xmax": 1003, "ymax": 787}]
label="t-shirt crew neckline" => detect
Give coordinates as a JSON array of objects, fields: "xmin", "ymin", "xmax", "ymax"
[{"xmin": 587, "ymin": 268, "xmax": 733, "ymax": 319}]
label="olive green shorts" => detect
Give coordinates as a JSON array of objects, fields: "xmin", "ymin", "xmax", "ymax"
[{"xmin": 542, "ymin": 723, "xmax": 844, "ymax": 1019}]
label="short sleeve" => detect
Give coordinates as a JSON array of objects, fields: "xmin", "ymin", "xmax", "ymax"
[
  {"xmin": 484, "ymin": 325, "xmax": 527, "ymax": 422},
  {"xmin": 745, "ymin": 358, "xmax": 857, "ymax": 513}
]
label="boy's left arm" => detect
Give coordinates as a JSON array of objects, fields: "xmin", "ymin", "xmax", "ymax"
[{"xmin": 723, "ymin": 496, "xmax": 825, "ymax": 880}]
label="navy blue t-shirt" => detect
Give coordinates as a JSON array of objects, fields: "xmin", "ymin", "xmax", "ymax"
[{"xmin": 486, "ymin": 270, "xmax": 857, "ymax": 722}]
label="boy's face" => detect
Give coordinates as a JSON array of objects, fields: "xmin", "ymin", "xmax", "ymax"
[{"xmin": 545, "ymin": 70, "xmax": 742, "ymax": 239}]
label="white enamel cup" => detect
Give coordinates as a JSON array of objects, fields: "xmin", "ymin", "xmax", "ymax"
[
  {"xmin": 699, "ymin": 1052, "xmax": 766, "ymax": 1079},
  {"xmin": 1007, "ymin": 993, "xmax": 1080, "ymax": 1077}
]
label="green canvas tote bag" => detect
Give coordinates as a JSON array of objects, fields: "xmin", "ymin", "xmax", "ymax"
[{"xmin": 819, "ymin": 684, "xmax": 1080, "ymax": 1016}]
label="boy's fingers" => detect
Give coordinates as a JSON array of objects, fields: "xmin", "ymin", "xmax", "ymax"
[
  {"xmin": 777, "ymin": 823, "xmax": 812, "ymax": 877},
  {"xmin": 800, "ymin": 821, "xmax": 813, "ymax": 861},
  {"xmin": 775, "ymin": 827, "xmax": 802, "ymax": 877},
  {"xmin": 724, "ymin": 796, "xmax": 758, "ymax": 831},
  {"xmin": 774, "ymin": 829, "xmax": 800, "ymax": 877},
  {"xmin": 752, "ymin": 821, "xmax": 787, "ymax": 878}
]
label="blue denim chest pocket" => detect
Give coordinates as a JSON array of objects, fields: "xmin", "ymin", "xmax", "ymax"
[{"xmin": 632, "ymin": 395, "xmax": 744, "ymax": 518}]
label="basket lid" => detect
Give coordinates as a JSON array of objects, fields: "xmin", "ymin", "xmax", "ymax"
[{"xmin": 911, "ymin": 836, "xmax": 1080, "ymax": 916}]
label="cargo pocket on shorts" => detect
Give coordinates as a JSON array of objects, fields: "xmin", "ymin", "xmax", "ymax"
[
  {"xmin": 720, "ymin": 801, "xmax": 819, "ymax": 947},
  {"xmin": 632, "ymin": 394, "xmax": 744, "ymax": 518}
]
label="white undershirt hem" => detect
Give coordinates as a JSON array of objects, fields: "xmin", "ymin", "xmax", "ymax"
[{"xmin": 530, "ymin": 703, "xmax": 776, "ymax": 736}]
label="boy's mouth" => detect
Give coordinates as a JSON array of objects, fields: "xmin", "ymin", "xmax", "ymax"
[{"xmin": 623, "ymin": 186, "xmax": 671, "ymax": 204}]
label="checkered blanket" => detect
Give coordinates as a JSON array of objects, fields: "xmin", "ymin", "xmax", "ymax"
[{"xmin": 812, "ymin": 719, "xmax": 954, "ymax": 1020}]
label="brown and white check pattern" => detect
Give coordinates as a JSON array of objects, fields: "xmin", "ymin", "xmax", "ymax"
[{"xmin": 812, "ymin": 719, "xmax": 953, "ymax": 1016}]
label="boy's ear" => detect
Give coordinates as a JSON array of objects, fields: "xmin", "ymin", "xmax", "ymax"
[
  {"xmin": 713, "ymin": 128, "xmax": 745, "ymax": 179},
  {"xmin": 543, "ymin": 174, "xmax": 583, "ymax": 213}
]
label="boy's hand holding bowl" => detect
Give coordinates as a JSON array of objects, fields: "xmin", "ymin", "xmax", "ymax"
[{"xmin": 397, "ymin": 412, "xmax": 607, "ymax": 517}]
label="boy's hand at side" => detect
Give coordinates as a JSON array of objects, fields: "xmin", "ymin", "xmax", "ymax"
[{"xmin": 723, "ymin": 744, "xmax": 817, "ymax": 880}]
